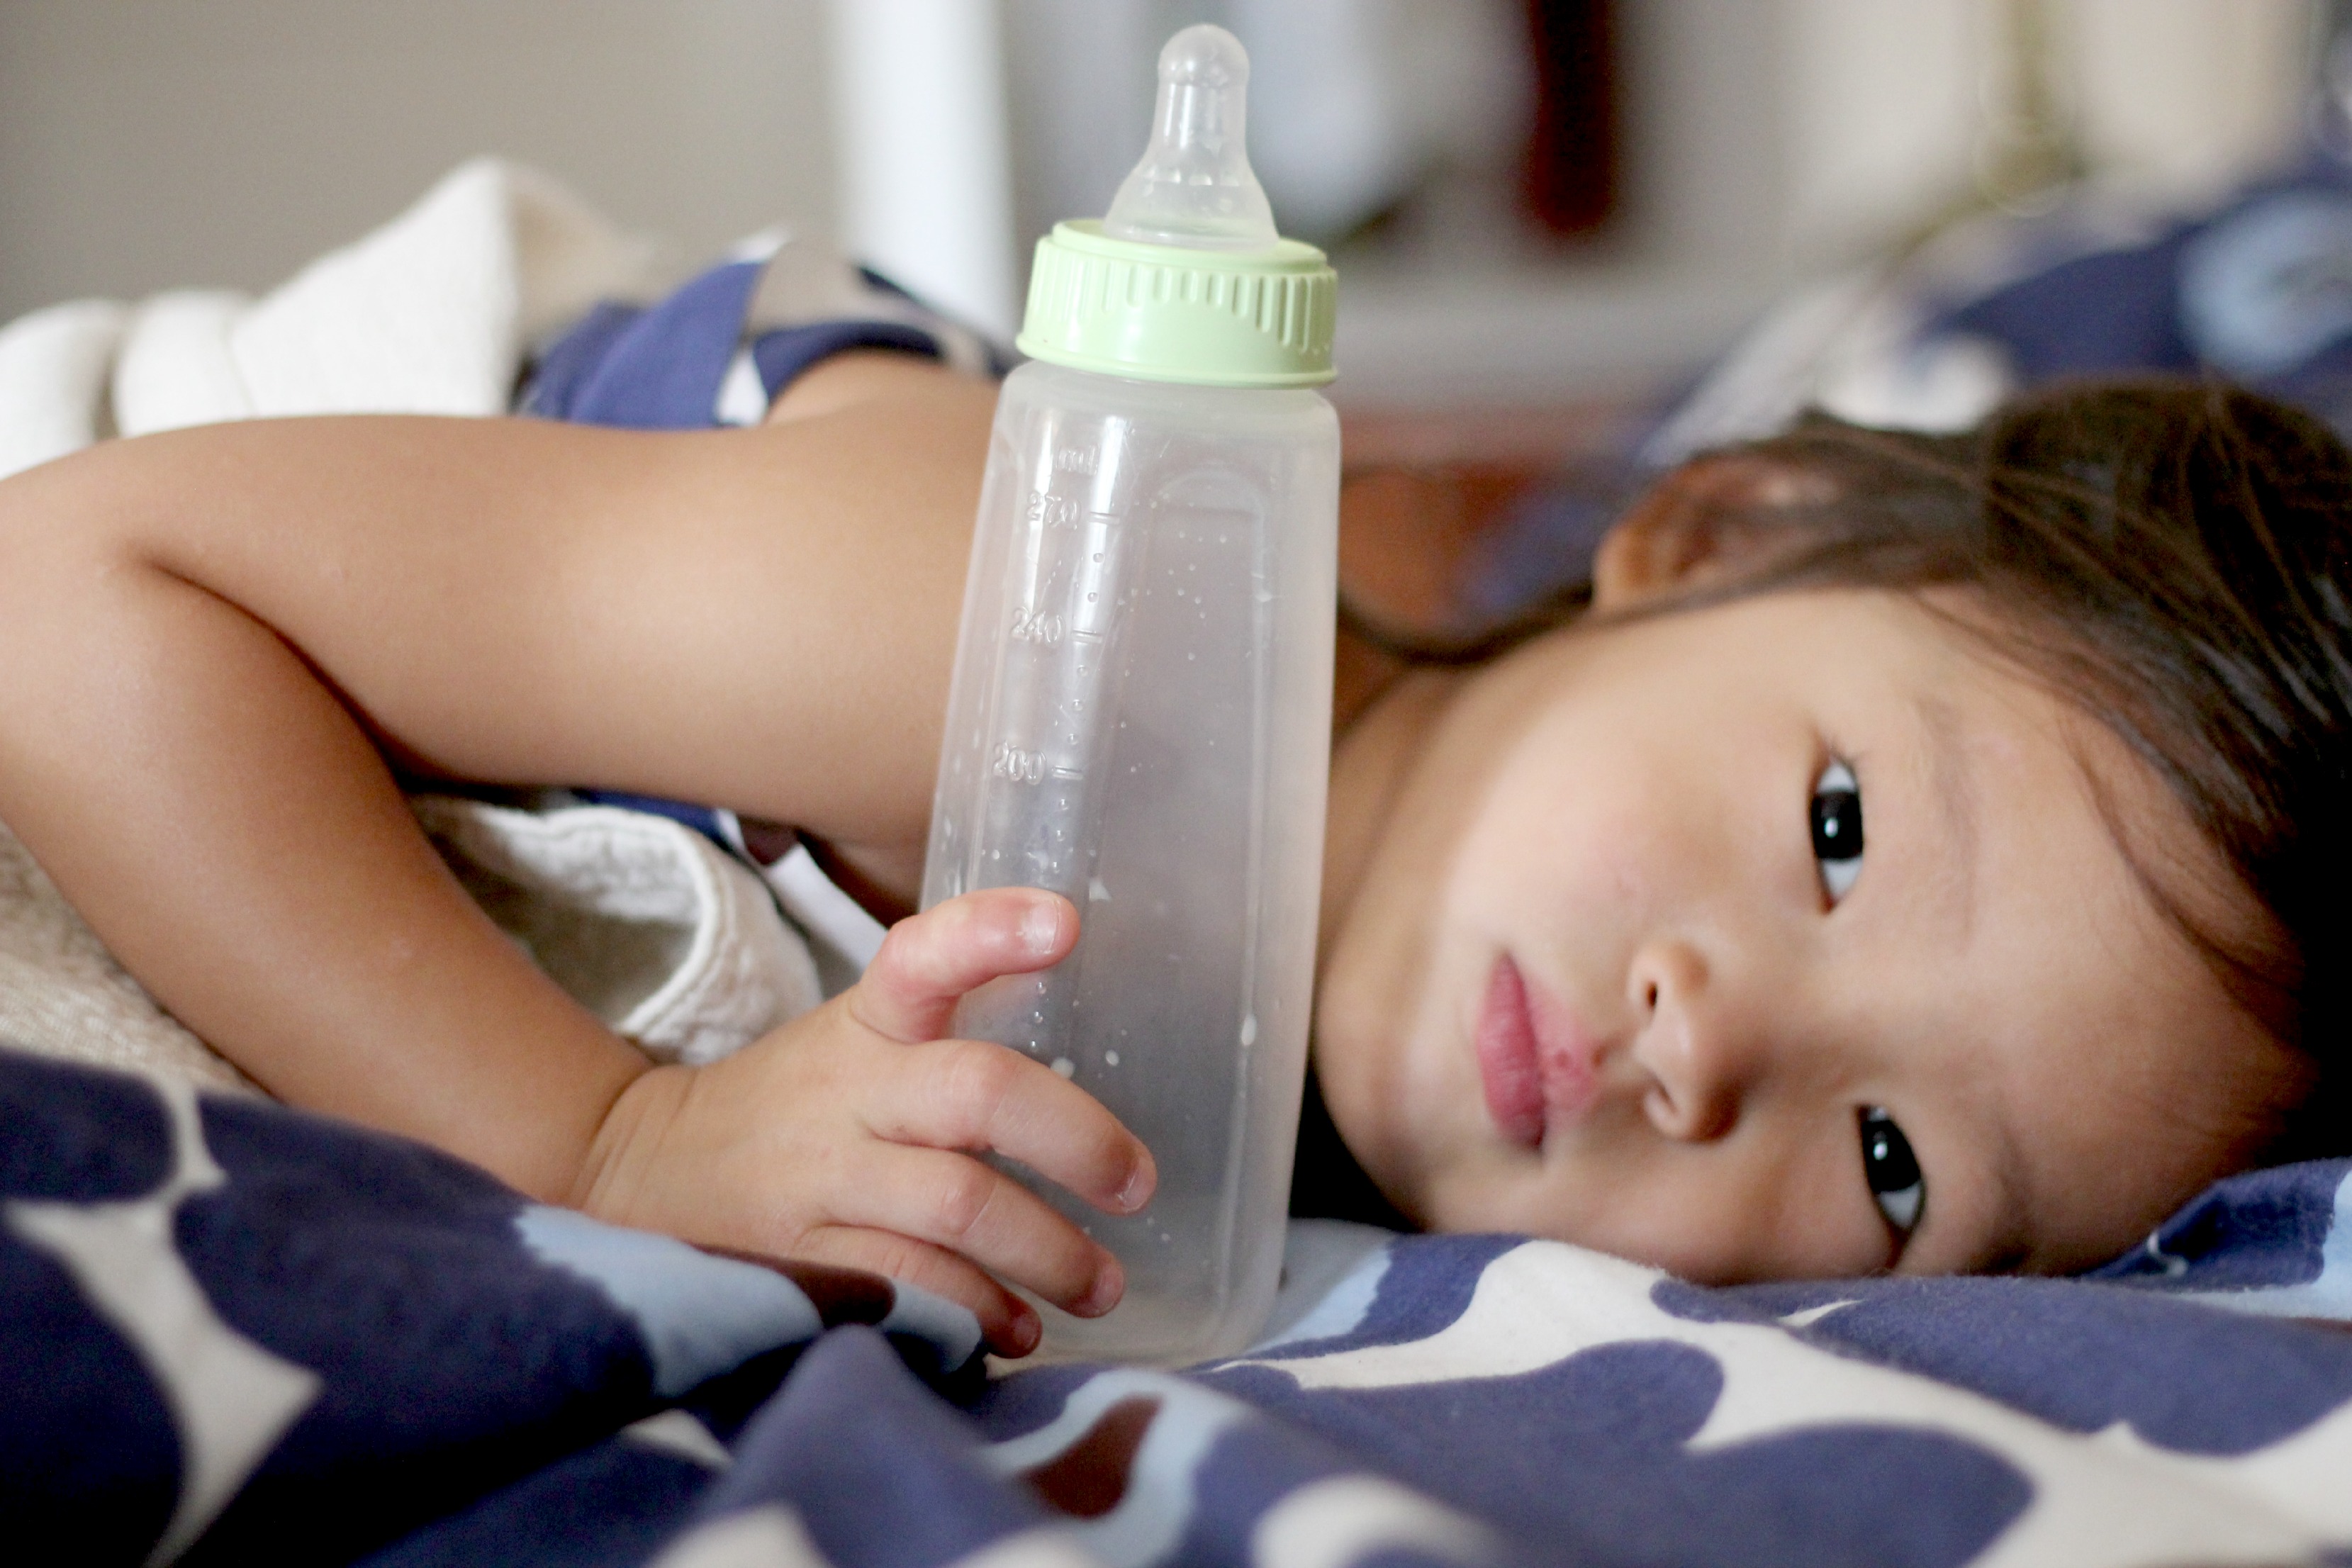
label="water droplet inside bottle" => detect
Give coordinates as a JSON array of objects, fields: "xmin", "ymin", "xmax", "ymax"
[
  {"xmin": 1051, "ymin": 1057, "xmax": 1075, "ymax": 1077},
  {"xmin": 1239, "ymin": 1014, "xmax": 1258, "ymax": 1047},
  {"xmin": 1105, "ymin": 1050, "xmax": 1121, "ymax": 1067}
]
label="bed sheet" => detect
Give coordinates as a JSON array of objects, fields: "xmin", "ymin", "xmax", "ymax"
[{"xmin": 7, "ymin": 1045, "xmax": 2351, "ymax": 1568}]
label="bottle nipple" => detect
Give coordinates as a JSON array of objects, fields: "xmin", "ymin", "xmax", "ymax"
[{"xmin": 1102, "ymin": 24, "xmax": 1279, "ymax": 252}]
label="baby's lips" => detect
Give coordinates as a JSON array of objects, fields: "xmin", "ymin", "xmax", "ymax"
[{"xmin": 1476, "ymin": 956, "xmax": 1549, "ymax": 1148}]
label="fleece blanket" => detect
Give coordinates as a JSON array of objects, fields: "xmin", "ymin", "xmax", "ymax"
[
  {"xmin": 0, "ymin": 157, "xmax": 656, "ymax": 1090},
  {"xmin": 0, "ymin": 159, "xmax": 936, "ymax": 1089},
  {"xmin": 10, "ymin": 1043, "xmax": 2352, "ymax": 1568}
]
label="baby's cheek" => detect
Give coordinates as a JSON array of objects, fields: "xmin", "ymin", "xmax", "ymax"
[
  {"xmin": 1471, "ymin": 775, "xmax": 1672, "ymax": 926},
  {"xmin": 1309, "ymin": 1013, "xmax": 1455, "ymax": 1217},
  {"xmin": 1372, "ymin": 1141, "xmax": 1562, "ymax": 1245}
]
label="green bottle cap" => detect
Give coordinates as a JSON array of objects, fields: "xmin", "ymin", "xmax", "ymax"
[
  {"xmin": 1013, "ymin": 26, "xmax": 1336, "ymax": 388},
  {"xmin": 1017, "ymin": 220, "xmax": 1335, "ymax": 388}
]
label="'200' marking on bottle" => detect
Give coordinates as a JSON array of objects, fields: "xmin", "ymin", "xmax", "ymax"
[
  {"xmin": 1010, "ymin": 605, "xmax": 1064, "ymax": 644},
  {"xmin": 991, "ymin": 743, "xmax": 1048, "ymax": 783}
]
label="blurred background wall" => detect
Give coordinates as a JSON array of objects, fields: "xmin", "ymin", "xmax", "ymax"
[
  {"xmin": 0, "ymin": 0, "xmax": 839, "ymax": 319},
  {"xmin": 0, "ymin": 0, "xmax": 2326, "ymax": 413}
]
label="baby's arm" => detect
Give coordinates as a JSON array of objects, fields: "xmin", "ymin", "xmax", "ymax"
[{"xmin": 0, "ymin": 362, "xmax": 1141, "ymax": 1349}]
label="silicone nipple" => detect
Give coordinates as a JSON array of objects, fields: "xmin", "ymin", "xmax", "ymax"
[{"xmin": 1102, "ymin": 24, "xmax": 1280, "ymax": 252}]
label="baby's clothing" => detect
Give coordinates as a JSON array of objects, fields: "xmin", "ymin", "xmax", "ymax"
[
  {"xmin": 412, "ymin": 237, "xmax": 998, "ymax": 1059},
  {"xmin": 548, "ymin": 790, "xmax": 887, "ymax": 1004},
  {"xmin": 503, "ymin": 230, "xmax": 1007, "ymax": 1033},
  {"xmin": 515, "ymin": 232, "xmax": 1000, "ymax": 431}
]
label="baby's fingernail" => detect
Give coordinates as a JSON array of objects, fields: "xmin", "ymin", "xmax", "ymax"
[
  {"xmin": 1021, "ymin": 900, "xmax": 1063, "ymax": 956},
  {"xmin": 1115, "ymin": 1154, "xmax": 1156, "ymax": 1213},
  {"xmin": 1004, "ymin": 1304, "xmax": 1042, "ymax": 1357},
  {"xmin": 1077, "ymin": 1260, "xmax": 1124, "ymax": 1317}
]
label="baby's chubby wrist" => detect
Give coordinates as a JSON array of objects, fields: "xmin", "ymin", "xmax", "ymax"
[{"xmin": 567, "ymin": 1061, "xmax": 699, "ymax": 1233}]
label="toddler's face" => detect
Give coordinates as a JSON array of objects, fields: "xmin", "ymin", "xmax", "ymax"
[{"xmin": 1314, "ymin": 586, "xmax": 2307, "ymax": 1281}]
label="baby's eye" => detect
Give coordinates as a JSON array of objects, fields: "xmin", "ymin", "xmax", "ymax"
[
  {"xmin": 1810, "ymin": 758, "xmax": 1864, "ymax": 903},
  {"xmin": 1859, "ymin": 1107, "xmax": 1925, "ymax": 1236}
]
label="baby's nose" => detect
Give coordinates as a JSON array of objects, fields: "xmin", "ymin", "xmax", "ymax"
[{"xmin": 1628, "ymin": 937, "xmax": 1747, "ymax": 1142}]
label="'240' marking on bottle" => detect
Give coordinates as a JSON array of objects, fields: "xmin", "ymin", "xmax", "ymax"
[{"xmin": 1010, "ymin": 605, "xmax": 1065, "ymax": 644}]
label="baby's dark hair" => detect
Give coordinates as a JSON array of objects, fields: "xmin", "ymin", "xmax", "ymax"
[{"xmin": 1604, "ymin": 377, "xmax": 2352, "ymax": 1160}]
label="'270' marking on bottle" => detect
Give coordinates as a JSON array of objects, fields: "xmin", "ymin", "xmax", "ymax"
[{"xmin": 1026, "ymin": 490, "xmax": 1079, "ymax": 529}]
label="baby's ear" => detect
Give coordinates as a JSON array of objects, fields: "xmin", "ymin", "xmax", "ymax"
[{"xmin": 1592, "ymin": 454, "xmax": 1833, "ymax": 609}]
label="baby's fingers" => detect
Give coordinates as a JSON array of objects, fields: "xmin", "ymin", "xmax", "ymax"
[
  {"xmin": 793, "ymin": 1226, "xmax": 1042, "ymax": 1357},
  {"xmin": 874, "ymin": 1037, "xmax": 1155, "ymax": 1217},
  {"xmin": 852, "ymin": 888, "xmax": 1076, "ymax": 1043},
  {"xmin": 835, "ymin": 1142, "xmax": 1124, "ymax": 1319}
]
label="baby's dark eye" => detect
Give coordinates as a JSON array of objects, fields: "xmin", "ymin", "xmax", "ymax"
[
  {"xmin": 1859, "ymin": 1107, "xmax": 1925, "ymax": 1236},
  {"xmin": 1810, "ymin": 758, "xmax": 1864, "ymax": 903}
]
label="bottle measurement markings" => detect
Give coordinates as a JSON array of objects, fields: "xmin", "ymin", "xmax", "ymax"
[
  {"xmin": 989, "ymin": 744, "xmax": 1048, "ymax": 783},
  {"xmin": 1009, "ymin": 606, "xmax": 1065, "ymax": 644},
  {"xmin": 1024, "ymin": 488, "xmax": 1126, "ymax": 533},
  {"xmin": 988, "ymin": 742, "xmax": 1085, "ymax": 786},
  {"xmin": 1025, "ymin": 490, "xmax": 1078, "ymax": 529}
]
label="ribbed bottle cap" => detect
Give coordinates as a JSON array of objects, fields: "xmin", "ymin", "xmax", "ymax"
[
  {"xmin": 1015, "ymin": 26, "xmax": 1335, "ymax": 388},
  {"xmin": 1017, "ymin": 220, "xmax": 1335, "ymax": 388}
]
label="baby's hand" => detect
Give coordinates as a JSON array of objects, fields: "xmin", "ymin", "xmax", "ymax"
[{"xmin": 571, "ymin": 888, "xmax": 1153, "ymax": 1357}]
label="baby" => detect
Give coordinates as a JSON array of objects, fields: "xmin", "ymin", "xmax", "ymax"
[{"xmin": 0, "ymin": 349, "xmax": 2339, "ymax": 1357}]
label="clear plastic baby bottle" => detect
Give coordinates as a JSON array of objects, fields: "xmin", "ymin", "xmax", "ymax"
[{"xmin": 920, "ymin": 24, "xmax": 1340, "ymax": 1364}]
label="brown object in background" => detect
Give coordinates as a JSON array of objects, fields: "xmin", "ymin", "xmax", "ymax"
[
  {"xmin": 1339, "ymin": 464, "xmax": 1546, "ymax": 635},
  {"xmin": 1522, "ymin": 0, "xmax": 1619, "ymax": 238}
]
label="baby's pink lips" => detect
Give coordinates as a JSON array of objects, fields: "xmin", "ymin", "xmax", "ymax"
[{"xmin": 1474, "ymin": 954, "xmax": 1601, "ymax": 1149}]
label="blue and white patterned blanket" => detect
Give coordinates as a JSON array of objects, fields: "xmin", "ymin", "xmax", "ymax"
[{"xmin": 8, "ymin": 1043, "xmax": 2351, "ymax": 1567}]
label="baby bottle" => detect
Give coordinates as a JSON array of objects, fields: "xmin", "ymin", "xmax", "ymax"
[{"xmin": 921, "ymin": 23, "xmax": 1340, "ymax": 1364}]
